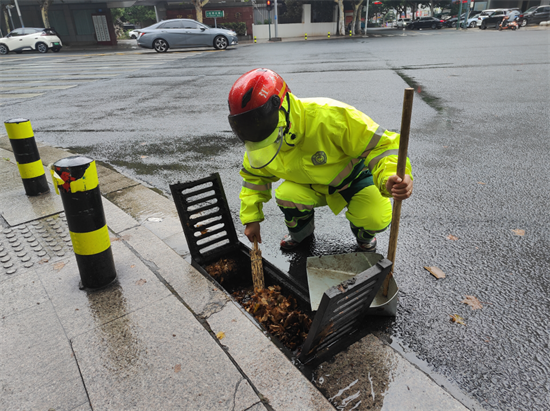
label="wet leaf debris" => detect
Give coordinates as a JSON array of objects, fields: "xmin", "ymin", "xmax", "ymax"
[
  {"xmin": 233, "ymin": 286, "xmax": 312, "ymax": 351},
  {"xmin": 205, "ymin": 258, "xmax": 236, "ymax": 284}
]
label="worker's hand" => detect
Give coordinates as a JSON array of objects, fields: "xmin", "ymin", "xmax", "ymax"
[
  {"xmin": 244, "ymin": 222, "xmax": 262, "ymax": 243},
  {"xmin": 386, "ymin": 175, "xmax": 413, "ymax": 200}
]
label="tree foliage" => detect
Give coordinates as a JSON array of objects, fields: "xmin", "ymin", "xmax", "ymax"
[
  {"xmin": 110, "ymin": 6, "xmax": 156, "ymax": 27},
  {"xmin": 278, "ymin": 0, "xmax": 303, "ymax": 24},
  {"xmin": 311, "ymin": 1, "xmax": 335, "ymax": 23}
]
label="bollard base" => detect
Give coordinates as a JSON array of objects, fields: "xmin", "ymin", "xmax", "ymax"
[
  {"xmin": 269, "ymin": 37, "xmax": 282, "ymax": 42},
  {"xmin": 23, "ymin": 176, "xmax": 50, "ymax": 196},
  {"xmin": 75, "ymin": 247, "xmax": 118, "ymax": 290},
  {"xmin": 79, "ymin": 276, "xmax": 118, "ymax": 292}
]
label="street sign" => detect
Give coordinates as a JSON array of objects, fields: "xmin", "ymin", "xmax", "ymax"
[{"xmin": 205, "ymin": 10, "xmax": 224, "ymax": 18}]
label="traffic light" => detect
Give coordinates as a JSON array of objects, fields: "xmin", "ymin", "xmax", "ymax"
[{"xmin": 266, "ymin": 0, "xmax": 273, "ymax": 11}]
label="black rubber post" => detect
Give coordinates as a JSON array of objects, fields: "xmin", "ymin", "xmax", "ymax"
[
  {"xmin": 51, "ymin": 156, "xmax": 117, "ymax": 290},
  {"xmin": 4, "ymin": 118, "xmax": 50, "ymax": 196}
]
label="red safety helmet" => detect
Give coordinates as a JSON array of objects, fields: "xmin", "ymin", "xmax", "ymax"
[{"xmin": 228, "ymin": 68, "xmax": 290, "ymax": 144}]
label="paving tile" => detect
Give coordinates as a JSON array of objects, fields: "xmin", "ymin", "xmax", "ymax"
[
  {"xmin": 0, "ymin": 303, "xmax": 87, "ymax": 411},
  {"xmin": 0, "ymin": 269, "xmax": 47, "ymax": 317},
  {"xmin": 71, "ymin": 295, "xmax": 260, "ymax": 410},
  {"xmin": 208, "ymin": 301, "xmax": 334, "ymax": 411},
  {"xmin": 37, "ymin": 239, "xmax": 171, "ymax": 339},
  {"xmin": 121, "ymin": 225, "xmax": 228, "ymax": 317}
]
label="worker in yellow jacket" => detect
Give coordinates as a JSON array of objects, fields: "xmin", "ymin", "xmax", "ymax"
[{"xmin": 227, "ymin": 68, "xmax": 413, "ymax": 251}]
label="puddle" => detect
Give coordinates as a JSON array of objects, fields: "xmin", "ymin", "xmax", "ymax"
[{"xmin": 394, "ymin": 71, "xmax": 444, "ymax": 112}]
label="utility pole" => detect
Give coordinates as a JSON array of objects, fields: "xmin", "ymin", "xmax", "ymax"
[
  {"xmin": 274, "ymin": 0, "xmax": 279, "ymax": 39},
  {"xmin": 456, "ymin": 0, "xmax": 463, "ymax": 30},
  {"xmin": 14, "ymin": 0, "xmax": 25, "ymax": 28}
]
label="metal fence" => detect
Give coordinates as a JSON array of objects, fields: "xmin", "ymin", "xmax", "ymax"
[{"xmin": 254, "ymin": 6, "xmax": 271, "ymax": 24}]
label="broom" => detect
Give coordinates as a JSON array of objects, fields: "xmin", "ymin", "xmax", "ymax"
[{"xmin": 251, "ymin": 238, "xmax": 265, "ymax": 291}]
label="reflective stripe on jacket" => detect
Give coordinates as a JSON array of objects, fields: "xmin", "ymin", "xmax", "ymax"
[{"xmin": 239, "ymin": 93, "xmax": 413, "ymax": 225}]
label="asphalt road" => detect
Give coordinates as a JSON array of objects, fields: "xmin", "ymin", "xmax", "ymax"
[{"xmin": 2, "ymin": 27, "xmax": 549, "ymax": 410}]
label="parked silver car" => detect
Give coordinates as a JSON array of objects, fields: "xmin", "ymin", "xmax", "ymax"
[{"xmin": 137, "ymin": 19, "xmax": 238, "ymax": 52}]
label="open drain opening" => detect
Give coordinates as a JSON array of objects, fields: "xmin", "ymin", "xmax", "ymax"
[{"xmin": 170, "ymin": 173, "xmax": 393, "ymax": 367}]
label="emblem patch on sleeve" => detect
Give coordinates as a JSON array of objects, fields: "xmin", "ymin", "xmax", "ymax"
[{"xmin": 311, "ymin": 151, "xmax": 327, "ymax": 165}]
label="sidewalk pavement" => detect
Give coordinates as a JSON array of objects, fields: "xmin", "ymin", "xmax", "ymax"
[{"xmin": 0, "ymin": 135, "xmax": 472, "ymax": 411}]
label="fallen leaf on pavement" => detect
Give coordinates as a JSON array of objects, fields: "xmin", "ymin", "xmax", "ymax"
[
  {"xmin": 140, "ymin": 155, "xmax": 148, "ymax": 159},
  {"xmin": 53, "ymin": 262, "xmax": 65, "ymax": 271},
  {"xmin": 511, "ymin": 229, "xmax": 525, "ymax": 236},
  {"xmin": 478, "ymin": 182, "xmax": 485, "ymax": 185},
  {"xmin": 174, "ymin": 364, "xmax": 181, "ymax": 373},
  {"xmin": 136, "ymin": 279, "xmax": 146, "ymax": 286},
  {"xmin": 462, "ymin": 295, "xmax": 483, "ymax": 310},
  {"xmin": 424, "ymin": 266, "xmax": 446, "ymax": 279},
  {"xmin": 446, "ymin": 234, "xmax": 458, "ymax": 241},
  {"xmin": 216, "ymin": 331, "xmax": 225, "ymax": 340},
  {"xmin": 449, "ymin": 314, "xmax": 466, "ymax": 325},
  {"xmin": 110, "ymin": 235, "xmax": 130, "ymax": 242}
]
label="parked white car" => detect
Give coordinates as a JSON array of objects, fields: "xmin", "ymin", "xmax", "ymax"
[
  {"xmin": 0, "ymin": 27, "xmax": 62, "ymax": 55},
  {"xmin": 396, "ymin": 18, "xmax": 411, "ymax": 28},
  {"xmin": 128, "ymin": 29, "xmax": 141, "ymax": 39}
]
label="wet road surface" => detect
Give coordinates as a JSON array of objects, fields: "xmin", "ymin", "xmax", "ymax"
[{"xmin": 2, "ymin": 28, "xmax": 549, "ymax": 410}]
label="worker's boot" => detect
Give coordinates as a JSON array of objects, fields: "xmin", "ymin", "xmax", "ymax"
[
  {"xmin": 280, "ymin": 234, "xmax": 302, "ymax": 250},
  {"xmin": 357, "ymin": 235, "xmax": 377, "ymax": 252},
  {"xmin": 280, "ymin": 218, "xmax": 315, "ymax": 250}
]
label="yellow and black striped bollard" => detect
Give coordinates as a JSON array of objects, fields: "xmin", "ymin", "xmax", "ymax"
[
  {"xmin": 328, "ymin": 31, "xmax": 331, "ymax": 38},
  {"xmin": 349, "ymin": 30, "xmax": 352, "ymax": 37},
  {"xmin": 4, "ymin": 118, "xmax": 49, "ymax": 196},
  {"xmin": 51, "ymin": 156, "xmax": 117, "ymax": 290},
  {"xmin": 254, "ymin": 36, "xmax": 257, "ymax": 43},
  {"xmin": 305, "ymin": 33, "xmax": 307, "ymax": 40}
]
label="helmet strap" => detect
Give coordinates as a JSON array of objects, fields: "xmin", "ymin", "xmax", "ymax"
[{"xmin": 280, "ymin": 93, "xmax": 291, "ymax": 137}]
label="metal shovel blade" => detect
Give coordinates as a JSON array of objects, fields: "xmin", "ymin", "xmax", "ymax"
[
  {"xmin": 306, "ymin": 252, "xmax": 398, "ymax": 316},
  {"xmin": 366, "ymin": 275, "xmax": 398, "ymax": 316}
]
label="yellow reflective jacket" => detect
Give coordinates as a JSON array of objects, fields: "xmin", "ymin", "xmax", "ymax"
[{"xmin": 239, "ymin": 93, "xmax": 413, "ymax": 225}]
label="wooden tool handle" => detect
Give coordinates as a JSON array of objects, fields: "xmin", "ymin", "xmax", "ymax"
[{"xmin": 383, "ymin": 88, "xmax": 414, "ymax": 297}]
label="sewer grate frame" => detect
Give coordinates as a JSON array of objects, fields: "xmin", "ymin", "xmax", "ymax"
[
  {"xmin": 170, "ymin": 173, "xmax": 395, "ymax": 369},
  {"xmin": 0, "ymin": 213, "xmax": 74, "ymax": 278}
]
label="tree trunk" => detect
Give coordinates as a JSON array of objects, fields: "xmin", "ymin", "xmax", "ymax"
[
  {"xmin": 337, "ymin": 0, "xmax": 345, "ymax": 35},
  {"xmin": 40, "ymin": 0, "xmax": 53, "ymax": 28},
  {"xmin": 351, "ymin": 0, "xmax": 364, "ymax": 35},
  {"xmin": 430, "ymin": 0, "xmax": 434, "ymax": 16},
  {"xmin": 3, "ymin": 6, "xmax": 10, "ymax": 32},
  {"xmin": 193, "ymin": 0, "xmax": 210, "ymax": 23}
]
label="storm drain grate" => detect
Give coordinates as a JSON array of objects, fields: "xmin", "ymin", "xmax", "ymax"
[
  {"xmin": 298, "ymin": 258, "xmax": 391, "ymax": 365},
  {"xmin": 0, "ymin": 213, "xmax": 73, "ymax": 277},
  {"xmin": 169, "ymin": 173, "xmax": 239, "ymax": 266},
  {"xmin": 170, "ymin": 173, "xmax": 393, "ymax": 367}
]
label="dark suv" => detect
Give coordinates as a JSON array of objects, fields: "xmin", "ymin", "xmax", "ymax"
[{"xmin": 520, "ymin": 5, "xmax": 550, "ymax": 27}]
